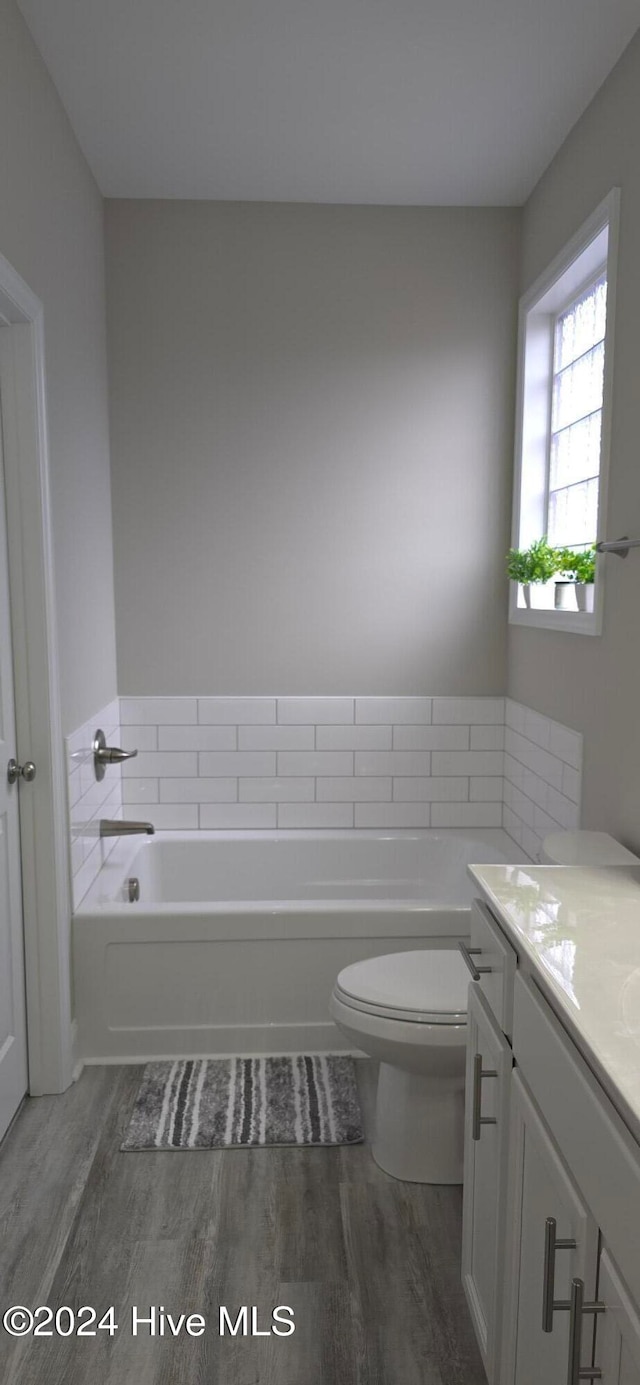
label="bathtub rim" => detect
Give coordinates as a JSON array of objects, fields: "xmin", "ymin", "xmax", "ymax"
[{"xmin": 74, "ymin": 825, "xmax": 525, "ymax": 917}]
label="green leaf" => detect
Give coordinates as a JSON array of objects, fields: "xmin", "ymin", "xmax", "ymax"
[{"xmin": 506, "ymin": 537, "xmax": 560, "ymax": 584}]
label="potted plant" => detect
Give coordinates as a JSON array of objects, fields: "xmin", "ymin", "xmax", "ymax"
[
  {"xmin": 555, "ymin": 546, "xmax": 596, "ymax": 613},
  {"xmin": 506, "ymin": 537, "xmax": 559, "ymax": 609}
]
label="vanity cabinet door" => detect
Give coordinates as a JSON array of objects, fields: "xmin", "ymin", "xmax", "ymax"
[
  {"xmin": 500, "ymin": 1070, "xmax": 599, "ymax": 1385},
  {"xmin": 461, "ymin": 982, "xmax": 512, "ymax": 1384},
  {"xmin": 594, "ymin": 1250, "xmax": 640, "ymax": 1384}
]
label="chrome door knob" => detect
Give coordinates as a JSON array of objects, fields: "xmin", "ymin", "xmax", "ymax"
[{"xmin": 7, "ymin": 758, "xmax": 36, "ymax": 785}]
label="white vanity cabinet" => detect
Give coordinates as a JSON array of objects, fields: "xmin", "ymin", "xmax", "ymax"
[
  {"xmin": 461, "ymin": 983, "xmax": 512, "ymax": 1382},
  {"xmin": 463, "ymin": 888, "xmax": 640, "ymax": 1385}
]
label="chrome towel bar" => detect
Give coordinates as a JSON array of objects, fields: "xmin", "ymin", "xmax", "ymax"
[{"xmin": 595, "ymin": 536, "xmax": 640, "ymax": 557}]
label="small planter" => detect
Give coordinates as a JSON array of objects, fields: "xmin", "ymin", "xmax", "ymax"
[
  {"xmin": 555, "ymin": 546, "xmax": 597, "ymax": 613},
  {"xmin": 520, "ymin": 581, "xmax": 556, "ymax": 610},
  {"xmin": 508, "ymin": 539, "xmax": 560, "ymax": 613},
  {"xmin": 530, "ymin": 581, "xmax": 556, "ymax": 609},
  {"xmin": 554, "ymin": 580, "xmax": 595, "ymax": 613},
  {"xmin": 554, "ymin": 581, "xmax": 574, "ymax": 611},
  {"xmin": 576, "ymin": 582, "xmax": 594, "ymax": 614}
]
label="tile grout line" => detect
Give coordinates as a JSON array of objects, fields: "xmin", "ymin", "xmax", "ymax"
[
  {"xmin": 505, "ymin": 722, "xmax": 582, "ymax": 770},
  {"xmin": 504, "ymin": 741, "xmax": 575, "ymax": 788},
  {"xmin": 504, "ymin": 753, "xmax": 580, "ymax": 807},
  {"xmin": 504, "ymin": 759, "xmax": 579, "ymax": 808},
  {"xmin": 504, "ymin": 775, "xmax": 574, "ymax": 830}
]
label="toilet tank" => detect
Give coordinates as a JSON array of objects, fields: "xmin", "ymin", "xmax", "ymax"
[{"xmin": 541, "ymin": 830, "xmax": 640, "ymax": 866}]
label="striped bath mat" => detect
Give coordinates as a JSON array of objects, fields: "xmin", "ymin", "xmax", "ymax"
[{"xmin": 121, "ymin": 1055, "xmax": 363, "ymax": 1150}]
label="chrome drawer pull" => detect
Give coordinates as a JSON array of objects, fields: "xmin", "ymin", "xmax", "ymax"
[
  {"xmin": 542, "ymin": 1217, "xmax": 577, "ymax": 1331},
  {"xmin": 458, "ymin": 941, "xmax": 493, "ymax": 982},
  {"xmin": 567, "ymin": 1278, "xmax": 604, "ymax": 1384},
  {"xmin": 471, "ymin": 1052, "xmax": 498, "ymax": 1140}
]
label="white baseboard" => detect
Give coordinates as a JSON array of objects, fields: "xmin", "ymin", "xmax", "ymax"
[{"xmin": 70, "ymin": 1019, "xmax": 84, "ymax": 1083}]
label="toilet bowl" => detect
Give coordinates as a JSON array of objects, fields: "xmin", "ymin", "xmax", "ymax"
[
  {"xmin": 330, "ymin": 950, "xmax": 469, "ymax": 1183},
  {"xmin": 330, "ymin": 831, "xmax": 639, "ymax": 1186}
]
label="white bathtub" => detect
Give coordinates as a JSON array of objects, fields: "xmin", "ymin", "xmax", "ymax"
[{"xmin": 73, "ymin": 828, "xmax": 523, "ymax": 1062}]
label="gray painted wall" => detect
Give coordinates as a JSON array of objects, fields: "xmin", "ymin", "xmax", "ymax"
[
  {"xmin": 0, "ymin": 0, "xmax": 117, "ymax": 735},
  {"xmin": 106, "ymin": 201, "xmax": 520, "ymax": 696},
  {"xmin": 508, "ymin": 30, "xmax": 640, "ymax": 852}
]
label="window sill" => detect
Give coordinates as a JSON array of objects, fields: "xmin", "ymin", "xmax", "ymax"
[{"xmin": 508, "ymin": 584, "xmax": 602, "ymax": 636}]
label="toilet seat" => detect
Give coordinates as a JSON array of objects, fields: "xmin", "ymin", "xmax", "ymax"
[
  {"xmin": 335, "ymin": 950, "xmax": 468, "ymax": 1026},
  {"xmin": 334, "ymin": 987, "xmax": 465, "ymax": 1025}
]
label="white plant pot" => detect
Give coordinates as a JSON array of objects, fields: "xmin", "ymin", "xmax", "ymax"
[
  {"xmin": 530, "ymin": 581, "xmax": 555, "ymax": 609},
  {"xmin": 576, "ymin": 583, "xmax": 595, "ymax": 613},
  {"xmin": 521, "ymin": 583, "xmax": 531, "ymax": 609},
  {"xmin": 554, "ymin": 581, "xmax": 574, "ymax": 611}
]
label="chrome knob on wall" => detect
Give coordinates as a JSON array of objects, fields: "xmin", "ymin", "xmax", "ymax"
[
  {"xmin": 7, "ymin": 758, "xmax": 36, "ymax": 784},
  {"xmin": 93, "ymin": 729, "xmax": 138, "ymax": 782}
]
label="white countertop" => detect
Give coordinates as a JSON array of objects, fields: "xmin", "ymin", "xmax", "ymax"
[{"xmin": 468, "ymin": 862, "xmax": 640, "ymax": 1144}]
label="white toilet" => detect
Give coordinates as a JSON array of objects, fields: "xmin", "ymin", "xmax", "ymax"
[
  {"xmin": 330, "ymin": 830, "xmax": 639, "ymax": 1185},
  {"xmin": 330, "ymin": 949, "xmax": 468, "ymax": 1183}
]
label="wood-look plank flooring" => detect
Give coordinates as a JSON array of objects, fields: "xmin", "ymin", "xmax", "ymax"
[{"xmin": 0, "ymin": 1061, "xmax": 486, "ymax": 1385}]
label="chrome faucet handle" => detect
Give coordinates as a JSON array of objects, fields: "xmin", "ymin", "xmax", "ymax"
[
  {"xmin": 93, "ymin": 729, "xmax": 138, "ymax": 781},
  {"xmin": 96, "ymin": 746, "xmax": 137, "ymax": 763}
]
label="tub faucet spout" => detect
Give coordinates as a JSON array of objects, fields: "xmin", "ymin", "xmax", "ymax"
[{"xmin": 99, "ymin": 819, "xmax": 155, "ymax": 838}]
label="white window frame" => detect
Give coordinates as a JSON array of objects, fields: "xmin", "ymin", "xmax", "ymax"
[{"xmin": 509, "ymin": 189, "xmax": 620, "ymax": 636}]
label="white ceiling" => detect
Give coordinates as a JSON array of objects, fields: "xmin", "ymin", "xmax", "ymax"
[{"xmin": 17, "ymin": 0, "xmax": 640, "ymax": 204}]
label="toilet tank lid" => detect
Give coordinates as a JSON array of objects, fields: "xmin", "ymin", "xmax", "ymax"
[
  {"xmin": 542, "ymin": 831, "xmax": 640, "ymax": 866},
  {"xmin": 335, "ymin": 949, "xmax": 469, "ymax": 1016}
]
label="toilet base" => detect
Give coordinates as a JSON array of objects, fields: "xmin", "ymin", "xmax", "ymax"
[{"xmin": 372, "ymin": 1061, "xmax": 465, "ymax": 1184}]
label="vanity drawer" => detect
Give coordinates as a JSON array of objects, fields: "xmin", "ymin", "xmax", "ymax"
[{"xmin": 463, "ymin": 898, "xmax": 517, "ymax": 1039}]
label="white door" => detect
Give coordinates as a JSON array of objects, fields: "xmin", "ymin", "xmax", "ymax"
[
  {"xmin": 501, "ymin": 1071, "xmax": 599, "ymax": 1385},
  {"xmin": 461, "ymin": 982, "xmax": 513, "ymax": 1384},
  {"xmin": 0, "ymin": 388, "xmax": 28, "ymax": 1142}
]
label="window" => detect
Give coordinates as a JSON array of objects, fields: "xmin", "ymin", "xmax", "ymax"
[
  {"xmin": 510, "ymin": 190, "xmax": 619, "ymax": 635},
  {"xmin": 548, "ymin": 275, "xmax": 606, "ymax": 551}
]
